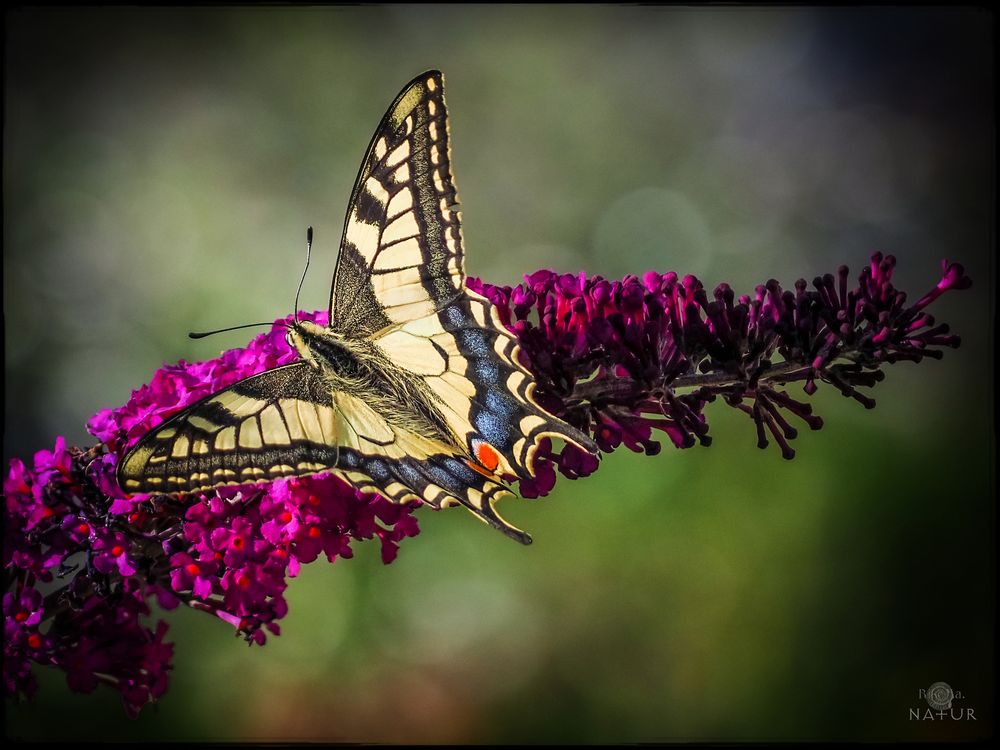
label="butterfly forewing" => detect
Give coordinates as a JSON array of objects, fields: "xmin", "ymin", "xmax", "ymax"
[
  {"xmin": 118, "ymin": 364, "xmax": 341, "ymax": 493},
  {"xmin": 331, "ymin": 70, "xmax": 464, "ymax": 338}
]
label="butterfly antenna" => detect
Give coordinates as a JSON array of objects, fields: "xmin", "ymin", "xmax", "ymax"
[
  {"xmin": 294, "ymin": 226, "xmax": 313, "ymax": 325},
  {"xmin": 188, "ymin": 322, "xmax": 284, "ymax": 339}
]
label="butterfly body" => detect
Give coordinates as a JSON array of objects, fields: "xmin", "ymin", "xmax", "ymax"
[
  {"xmin": 118, "ymin": 71, "xmax": 598, "ymax": 544},
  {"xmin": 288, "ymin": 320, "xmax": 458, "ymax": 449}
]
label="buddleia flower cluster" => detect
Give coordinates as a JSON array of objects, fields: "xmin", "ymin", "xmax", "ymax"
[
  {"xmin": 3, "ymin": 254, "xmax": 970, "ymax": 716},
  {"xmin": 469, "ymin": 253, "xmax": 971, "ymax": 478}
]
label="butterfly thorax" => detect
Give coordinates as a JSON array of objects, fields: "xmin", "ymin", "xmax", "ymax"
[{"xmin": 289, "ymin": 320, "xmax": 458, "ymax": 449}]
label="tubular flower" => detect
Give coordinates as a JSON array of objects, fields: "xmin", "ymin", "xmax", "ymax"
[{"xmin": 3, "ymin": 255, "xmax": 970, "ymax": 715}]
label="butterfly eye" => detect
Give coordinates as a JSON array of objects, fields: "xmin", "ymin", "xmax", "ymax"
[{"xmin": 285, "ymin": 330, "xmax": 295, "ymax": 347}]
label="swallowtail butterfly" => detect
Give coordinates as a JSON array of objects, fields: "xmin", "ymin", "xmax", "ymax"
[{"xmin": 118, "ymin": 71, "xmax": 598, "ymax": 544}]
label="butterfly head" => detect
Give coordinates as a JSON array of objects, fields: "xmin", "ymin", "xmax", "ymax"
[
  {"xmin": 285, "ymin": 319, "xmax": 364, "ymax": 376},
  {"xmin": 285, "ymin": 320, "xmax": 330, "ymax": 365}
]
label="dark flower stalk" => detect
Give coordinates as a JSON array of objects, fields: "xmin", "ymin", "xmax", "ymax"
[{"xmin": 3, "ymin": 254, "xmax": 970, "ymax": 716}]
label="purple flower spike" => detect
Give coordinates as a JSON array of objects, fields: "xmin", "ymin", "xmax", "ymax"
[
  {"xmin": 5, "ymin": 256, "xmax": 969, "ymax": 716},
  {"xmin": 469, "ymin": 253, "xmax": 970, "ymax": 465}
]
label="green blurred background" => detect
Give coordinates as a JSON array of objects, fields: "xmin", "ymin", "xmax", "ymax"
[{"xmin": 4, "ymin": 6, "xmax": 993, "ymax": 742}]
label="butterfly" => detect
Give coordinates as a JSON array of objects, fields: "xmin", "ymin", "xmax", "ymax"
[{"xmin": 117, "ymin": 70, "xmax": 598, "ymax": 545}]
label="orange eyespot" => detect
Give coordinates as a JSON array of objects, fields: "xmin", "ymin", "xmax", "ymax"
[{"xmin": 475, "ymin": 442, "xmax": 501, "ymax": 472}]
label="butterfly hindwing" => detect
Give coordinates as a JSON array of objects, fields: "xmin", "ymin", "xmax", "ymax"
[
  {"xmin": 331, "ymin": 394, "xmax": 528, "ymax": 543},
  {"xmin": 374, "ymin": 294, "xmax": 597, "ymax": 483}
]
